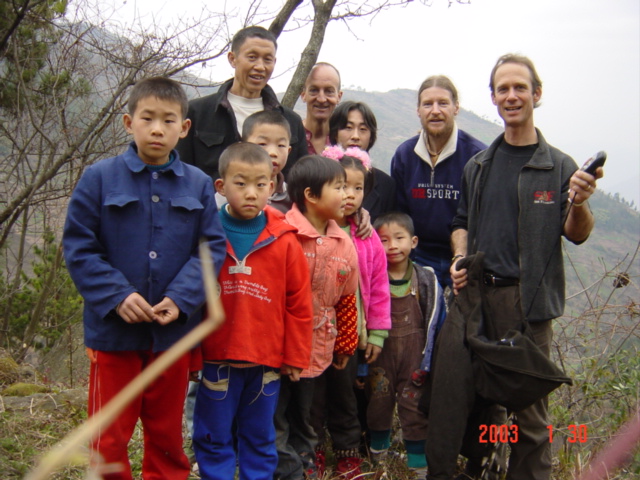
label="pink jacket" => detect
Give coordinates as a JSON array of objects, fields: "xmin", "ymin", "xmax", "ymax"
[
  {"xmin": 286, "ymin": 205, "xmax": 359, "ymax": 378},
  {"xmin": 349, "ymin": 218, "xmax": 391, "ymax": 331}
]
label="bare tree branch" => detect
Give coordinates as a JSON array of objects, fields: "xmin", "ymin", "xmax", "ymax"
[
  {"xmin": 269, "ymin": 0, "xmax": 305, "ymax": 37},
  {"xmin": 280, "ymin": 0, "xmax": 338, "ymax": 108}
]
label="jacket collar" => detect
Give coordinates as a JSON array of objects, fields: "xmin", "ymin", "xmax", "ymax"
[
  {"xmin": 286, "ymin": 203, "xmax": 345, "ymax": 239},
  {"xmin": 262, "ymin": 206, "xmax": 298, "ymax": 238},
  {"xmin": 414, "ymin": 122, "xmax": 459, "ymax": 164},
  {"xmin": 123, "ymin": 142, "xmax": 185, "ymax": 176},
  {"xmin": 213, "ymin": 78, "xmax": 283, "ymax": 113},
  {"xmin": 474, "ymin": 128, "xmax": 553, "ymax": 169}
]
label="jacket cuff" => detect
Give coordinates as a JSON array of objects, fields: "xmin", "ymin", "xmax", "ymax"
[{"xmin": 367, "ymin": 329, "xmax": 389, "ymax": 349}]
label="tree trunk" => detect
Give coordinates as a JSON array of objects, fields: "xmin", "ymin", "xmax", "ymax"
[
  {"xmin": 269, "ymin": 0, "xmax": 304, "ymax": 38},
  {"xmin": 280, "ymin": 0, "xmax": 338, "ymax": 109},
  {"xmin": 0, "ymin": 207, "xmax": 29, "ymax": 347},
  {"xmin": 19, "ymin": 241, "xmax": 64, "ymax": 361}
]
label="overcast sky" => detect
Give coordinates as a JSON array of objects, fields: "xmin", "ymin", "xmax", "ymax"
[{"xmin": 103, "ymin": 0, "xmax": 640, "ymax": 205}]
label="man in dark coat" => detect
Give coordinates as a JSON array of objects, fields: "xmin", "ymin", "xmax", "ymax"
[
  {"xmin": 177, "ymin": 26, "xmax": 307, "ymax": 181},
  {"xmin": 441, "ymin": 53, "xmax": 602, "ymax": 480}
]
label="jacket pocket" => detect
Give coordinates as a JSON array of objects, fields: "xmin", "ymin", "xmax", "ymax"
[
  {"xmin": 104, "ymin": 193, "xmax": 139, "ymax": 208},
  {"xmin": 390, "ymin": 306, "xmax": 421, "ymax": 338},
  {"xmin": 196, "ymin": 130, "xmax": 225, "ymax": 148},
  {"xmin": 170, "ymin": 196, "xmax": 204, "ymax": 212},
  {"xmin": 309, "ymin": 314, "xmax": 337, "ymax": 373}
]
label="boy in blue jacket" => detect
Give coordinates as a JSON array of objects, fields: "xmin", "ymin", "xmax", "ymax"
[{"xmin": 63, "ymin": 77, "xmax": 226, "ymax": 480}]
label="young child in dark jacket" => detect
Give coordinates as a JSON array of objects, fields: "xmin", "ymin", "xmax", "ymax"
[
  {"xmin": 63, "ymin": 77, "xmax": 226, "ymax": 479},
  {"xmin": 366, "ymin": 212, "xmax": 446, "ymax": 476}
]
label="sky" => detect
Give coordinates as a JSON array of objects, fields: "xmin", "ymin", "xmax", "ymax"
[{"xmin": 96, "ymin": 0, "xmax": 640, "ymax": 205}]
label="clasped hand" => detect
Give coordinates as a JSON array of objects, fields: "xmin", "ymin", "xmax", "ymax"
[{"xmin": 117, "ymin": 293, "xmax": 179, "ymax": 325}]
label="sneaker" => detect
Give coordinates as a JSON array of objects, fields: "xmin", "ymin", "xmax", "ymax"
[
  {"xmin": 370, "ymin": 448, "xmax": 388, "ymax": 465},
  {"xmin": 315, "ymin": 449, "xmax": 326, "ymax": 478},
  {"xmin": 410, "ymin": 465, "xmax": 428, "ymax": 479},
  {"xmin": 336, "ymin": 456, "xmax": 363, "ymax": 479},
  {"xmin": 410, "ymin": 369, "xmax": 428, "ymax": 387}
]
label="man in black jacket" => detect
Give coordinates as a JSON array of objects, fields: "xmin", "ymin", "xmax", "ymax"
[
  {"xmin": 177, "ymin": 26, "xmax": 307, "ymax": 180},
  {"xmin": 442, "ymin": 53, "xmax": 602, "ymax": 480}
]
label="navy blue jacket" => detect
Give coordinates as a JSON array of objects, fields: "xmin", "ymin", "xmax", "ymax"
[
  {"xmin": 63, "ymin": 144, "xmax": 227, "ymax": 352},
  {"xmin": 391, "ymin": 126, "xmax": 485, "ymax": 258}
]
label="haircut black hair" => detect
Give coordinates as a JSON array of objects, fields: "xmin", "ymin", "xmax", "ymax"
[
  {"xmin": 287, "ymin": 155, "xmax": 346, "ymax": 213},
  {"xmin": 218, "ymin": 142, "xmax": 272, "ymax": 178},
  {"xmin": 231, "ymin": 26, "xmax": 277, "ymax": 53},
  {"xmin": 329, "ymin": 101, "xmax": 378, "ymax": 151},
  {"xmin": 373, "ymin": 212, "xmax": 415, "ymax": 237},
  {"xmin": 339, "ymin": 155, "xmax": 373, "ymax": 199},
  {"xmin": 127, "ymin": 77, "xmax": 188, "ymax": 118},
  {"xmin": 242, "ymin": 110, "xmax": 291, "ymax": 141}
]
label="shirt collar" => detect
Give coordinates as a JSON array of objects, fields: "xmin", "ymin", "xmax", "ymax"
[{"xmin": 123, "ymin": 142, "xmax": 185, "ymax": 176}]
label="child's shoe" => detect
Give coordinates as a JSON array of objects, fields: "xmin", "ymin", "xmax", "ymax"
[
  {"xmin": 409, "ymin": 465, "xmax": 428, "ymax": 479},
  {"xmin": 314, "ymin": 449, "xmax": 326, "ymax": 478},
  {"xmin": 370, "ymin": 447, "xmax": 388, "ymax": 465},
  {"xmin": 411, "ymin": 369, "xmax": 428, "ymax": 387},
  {"xmin": 336, "ymin": 456, "xmax": 363, "ymax": 479}
]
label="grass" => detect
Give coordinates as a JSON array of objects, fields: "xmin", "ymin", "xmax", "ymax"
[
  {"xmin": 4, "ymin": 403, "xmax": 639, "ymax": 479},
  {"xmin": 0, "ymin": 404, "xmax": 87, "ymax": 479}
]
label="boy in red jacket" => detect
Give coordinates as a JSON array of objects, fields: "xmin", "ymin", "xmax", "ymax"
[{"xmin": 194, "ymin": 142, "xmax": 313, "ymax": 480}]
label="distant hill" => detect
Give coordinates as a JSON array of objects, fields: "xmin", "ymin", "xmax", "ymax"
[{"xmin": 291, "ymin": 88, "xmax": 503, "ymax": 172}]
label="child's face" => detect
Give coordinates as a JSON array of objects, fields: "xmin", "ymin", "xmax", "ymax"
[
  {"xmin": 123, "ymin": 96, "xmax": 190, "ymax": 165},
  {"xmin": 336, "ymin": 109, "xmax": 371, "ymax": 151},
  {"xmin": 214, "ymin": 160, "xmax": 274, "ymax": 220},
  {"xmin": 245, "ymin": 124, "xmax": 291, "ymax": 178},
  {"xmin": 309, "ymin": 176, "xmax": 347, "ymax": 221},
  {"xmin": 376, "ymin": 222, "xmax": 418, "ymax": 268},
  {"xmin": 343, "ymin": 167, "xmax": 365, "ymax": 218}
]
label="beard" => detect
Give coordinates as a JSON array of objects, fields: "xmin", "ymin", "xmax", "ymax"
[{"xmin": 426, "ymin": 120, "xmax": 454, "ymax": 140}]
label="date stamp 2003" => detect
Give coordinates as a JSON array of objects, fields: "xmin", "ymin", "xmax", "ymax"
[{"xmin": 479, "ymin": 424, "xmax": 588, "ymax": 444}]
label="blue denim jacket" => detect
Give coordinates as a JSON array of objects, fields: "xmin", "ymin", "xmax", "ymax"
[{"xmin": 63, "ymin": 143, "xmax": 226, "ymax": 352}]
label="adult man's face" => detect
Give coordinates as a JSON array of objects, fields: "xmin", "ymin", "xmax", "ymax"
[
  {"xmin": 301, "ymin": 65, "xmax": 342, "ymax": 122},
  {"xmin": 417, "ymin": 86, "xmax": 459, "ymax": 140},
  {"xmin": 228, "ymin": 37, "xmax": 276, "ymax": 99},
  {"xmin": 491, "ymin": 62, "xmax": 541, "ymax": 129}
]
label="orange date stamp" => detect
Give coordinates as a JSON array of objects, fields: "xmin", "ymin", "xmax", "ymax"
[{"xmin": 479, "ymin": 424, "xmax": 588, "ymax": 443}]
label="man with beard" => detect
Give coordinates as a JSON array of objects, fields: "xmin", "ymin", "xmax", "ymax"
[{"xmin": 391, "ymin": 76, "xmax": 485, "ymax": 288}]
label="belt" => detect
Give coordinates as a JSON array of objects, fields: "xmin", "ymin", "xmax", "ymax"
[{"xmin": 483, "ymin": 272, "xmax": 519, "ymax": 287}]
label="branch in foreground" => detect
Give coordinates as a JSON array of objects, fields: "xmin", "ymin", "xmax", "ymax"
[{"xmin": 24, "ymin": 242, "xmax": 225, "ymax": 480}]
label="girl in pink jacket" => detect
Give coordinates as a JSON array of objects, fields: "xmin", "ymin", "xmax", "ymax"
[{"xmin": 311, "ymin": 146, "xmax": 392, "ymax": 478}]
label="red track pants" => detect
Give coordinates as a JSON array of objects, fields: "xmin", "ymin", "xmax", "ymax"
[{"xmin": 87, "ymin": 349, "xmax": 191, "ymax": 480}]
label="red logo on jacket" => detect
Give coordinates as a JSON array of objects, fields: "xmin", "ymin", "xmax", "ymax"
[{"xmin": 533, "ymin": 191, "xmax": 555, "ymax": 204}]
